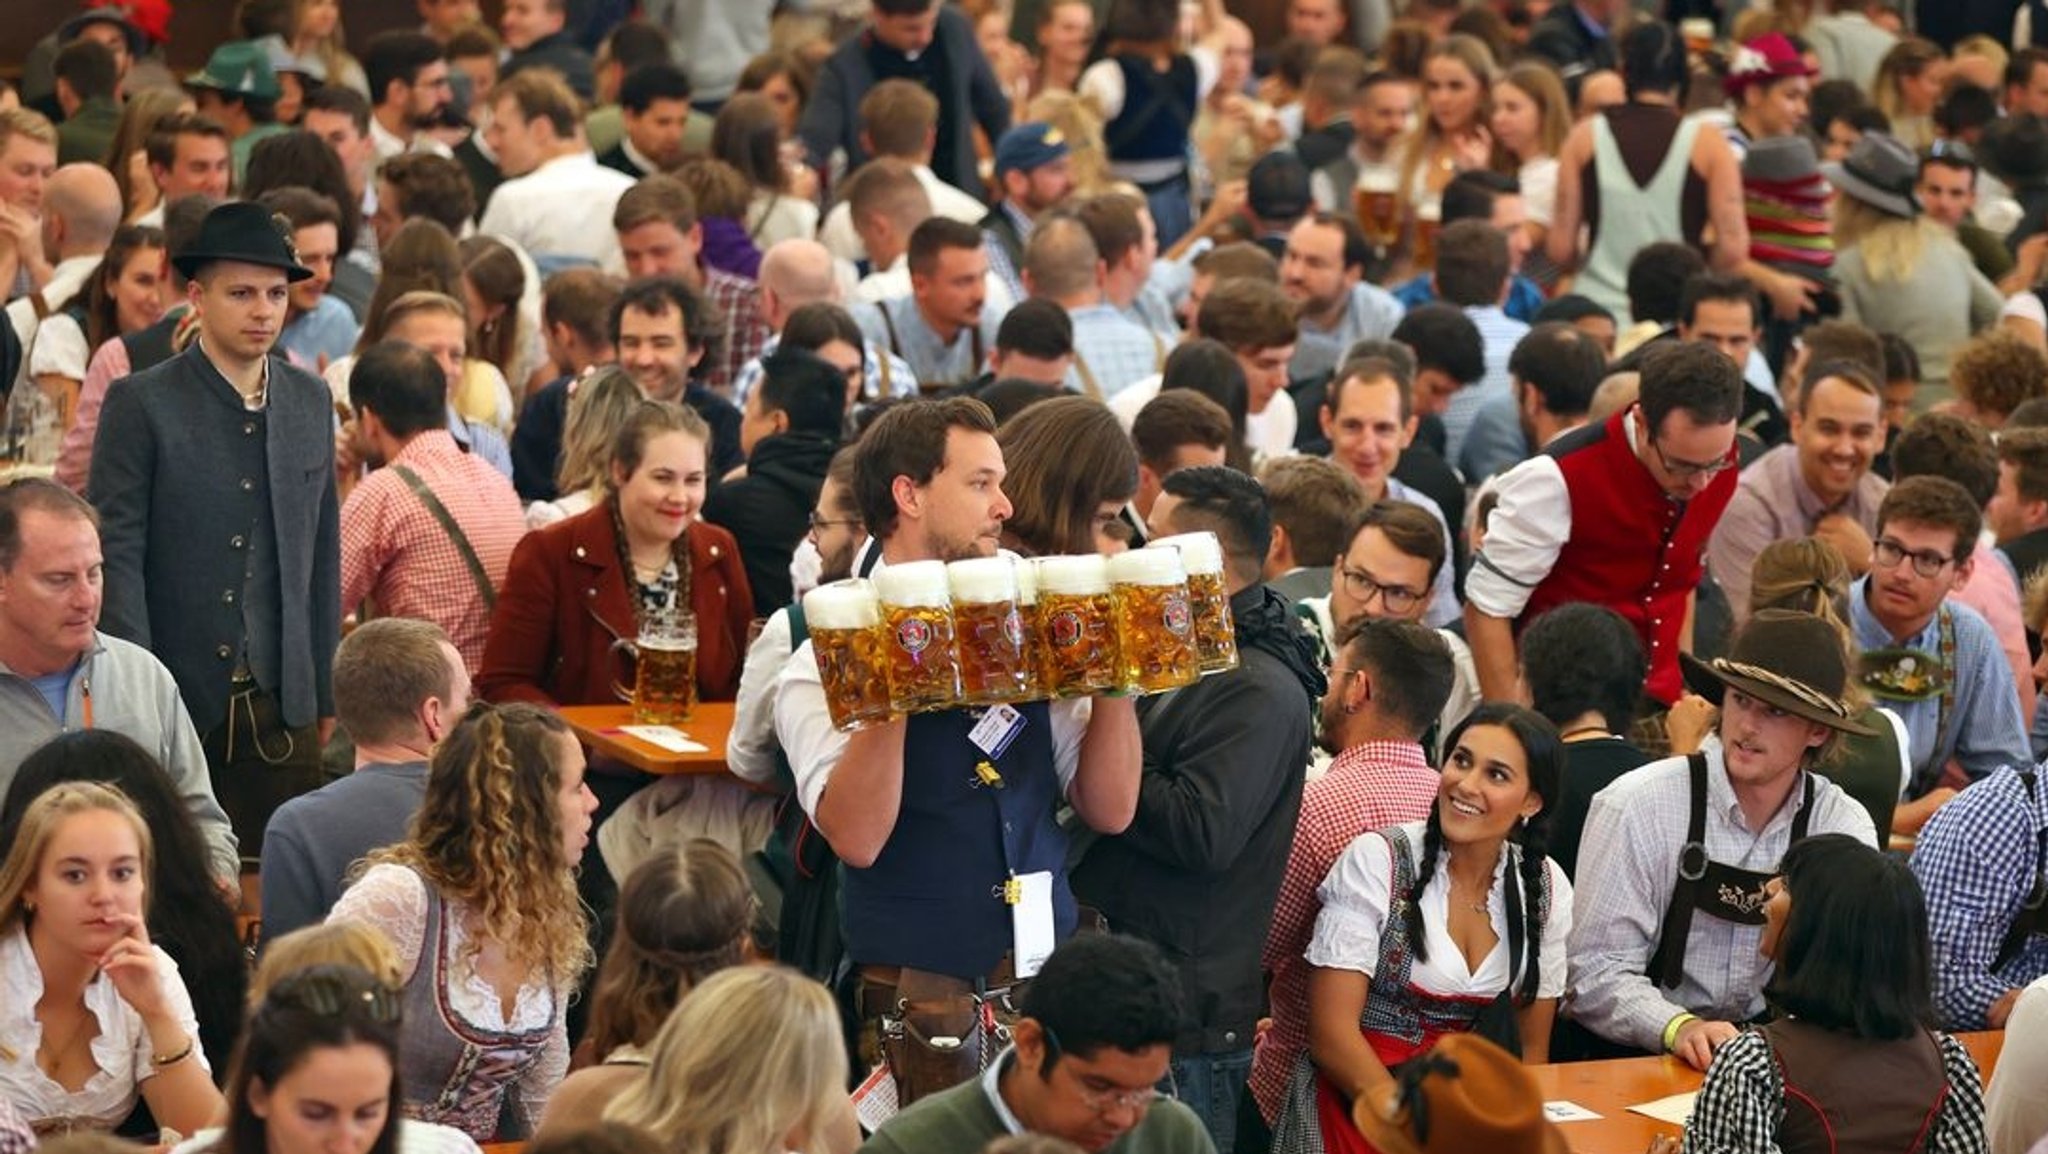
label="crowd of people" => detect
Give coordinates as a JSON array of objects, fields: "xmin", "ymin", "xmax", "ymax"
[{"xmin": 4, "ymin": 0, "xmax": 2048, "ymax": 1151}]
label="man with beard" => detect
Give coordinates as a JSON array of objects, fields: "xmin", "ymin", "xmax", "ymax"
[
  {"xmin": 852, "ymin": 219, "xmax": 1004, "ymax": 392},
  {"xmin": 773, "ymin": 397, "xmax": 1140, "ymax": 1006},
  {"xmin": 1280, "ymin": 212, "xmax": 1402, "ymax": 383},
  {"xmin": 1708, "ymin": 364, "xmax": 1888, "ymax": 629},
  {"xmin": 361, "ymin": 31, "xmax": 453, "ymax": 162},
  {"xmin": 982, "ymin": 122, "xmax": 1074, "ymax": 304},
  {"xmin": 609, "ymin": 276, "xmax": 743, "ymax": 479},
  {"xmin": 1244, "ymin": 618, "xmax": 1455, "ymax": 1150},
  {"xmin": 1073, "ymin": 466, "xmax": 1324, "ymax": 1148}
]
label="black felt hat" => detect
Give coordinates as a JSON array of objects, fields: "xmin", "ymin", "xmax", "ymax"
[{"xmin": 171, "ymin": 201, "xmax": 313, "ymax": 282}]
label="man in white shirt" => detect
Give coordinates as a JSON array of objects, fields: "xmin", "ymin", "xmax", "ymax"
[
  {"xmin": 359, "ymin": 30, "xmax": 454, "ymax": 162},
  {"xmin": 5, "ymin": 164, "xmax": 117, "ymax": 396},
  {"xmin": 133, "ymin": 113, "xmax": 231, "ymax": 231},
  {"xmin": 819, "ymin": 80, "xmax": 993, "ymax": 265},
  {"xmin": 480, "ymin": 70, "xmax": 635, "ymax": 275}
]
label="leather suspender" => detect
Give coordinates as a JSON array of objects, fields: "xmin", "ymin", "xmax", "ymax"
[{"xmin": 390, "ymin": 464, "xmax": 498, "ymax": 610}]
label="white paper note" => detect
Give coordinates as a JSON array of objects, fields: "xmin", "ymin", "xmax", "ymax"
[
  {"xmin": 1543, "ymin": 1101, "xmax": 1604, "ymax": 1122},
  {"xmin": 1628, "ymin": 1091, "xmax": 1698, "ymax": 1126},
  {"xmin": 618, "ymin": 725, "xmax": 711, "ymax": 753}
]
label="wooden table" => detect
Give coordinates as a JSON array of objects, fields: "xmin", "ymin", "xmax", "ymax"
[
  {"xmin": 1530, "ymin": 1031, "xmax": 2004, "ymax": 1153},
  {"xmin": 557, "ymin": 701, "xmax": 735, "ymax": 776}
]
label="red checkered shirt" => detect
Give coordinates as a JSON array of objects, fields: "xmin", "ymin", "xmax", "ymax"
[
  {"xmin": 1248, "ymin": 739, "xmax": 1441, "ymax": 1122},
  {"xmin": 705, "ymin": 267, "xmax": 769, "ymax": 395},
  {"xmin": 339, "ymin": 430, "xmax": 530, "ymax": 671}
]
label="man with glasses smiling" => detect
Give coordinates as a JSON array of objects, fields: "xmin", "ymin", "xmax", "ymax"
[
  {"xmin": 1467, "ymin": 341, "xmax": 1745, "ymax": 707},
  {"xmin": 1849, "ymin": 475, "xmax": 2029, "ymax": 833},
  {"xmin": 861, "ymin": 934, "xmax": 1212, "ymax": 1154}
]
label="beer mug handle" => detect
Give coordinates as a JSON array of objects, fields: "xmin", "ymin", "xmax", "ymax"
[{"xmin": 609, "ymin": 637, "xmax": 640, "ymax": 703}]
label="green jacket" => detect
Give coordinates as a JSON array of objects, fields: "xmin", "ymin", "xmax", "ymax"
[
  {"xmin": 56, "ymin": 96, "xmax": 121, "ymax": 166},
  {"xmin": 859, "ymin": 1059, "xmax": 1216, "ymax": 1154}
]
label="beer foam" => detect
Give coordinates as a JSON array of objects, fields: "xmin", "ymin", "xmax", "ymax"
[
  {"xmin": 1108, "ymin": 546, "xmax": 1186, "ymax": 587},
  {"xmin": 1150, "ymin": 532, "xmax": 1224, "ymax": 576},
  {"xmin": 1014, "ymin": 557, "xmax": 1038, "ymax": 604},
  {"xmin": 804, "ymin": 579, "xmax": 882, "ymax": 630},
  {"xmin": 1035, "ymin": 553, "xmax": 1110, "ymax": 595},
  {"xmin": 947, "ymin": 556, "xmax": 1018, "ymax": 604},
  {"xmin": 873, "ymin": 559, "xmax": 952, "ymax": 608}
]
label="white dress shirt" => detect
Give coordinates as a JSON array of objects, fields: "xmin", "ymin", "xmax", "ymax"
[{"xmin": 476, "ymin": 152, "xmax": 636, "ymax": 275}]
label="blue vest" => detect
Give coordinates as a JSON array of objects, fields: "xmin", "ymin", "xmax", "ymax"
[
  {"xmin": 1104, "ymin": 55, "xmax": 1197, "ymax": 165},
  {"xmin": 839, "ymin": 700, "xmax": 1076, "ymax": 979}
]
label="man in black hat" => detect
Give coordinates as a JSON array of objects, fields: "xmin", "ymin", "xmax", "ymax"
[
  {"xmin": 88, "ymin": 200, "xmax": 342, "ymax": 862},
  {"xmin": 1565, "ymin": 610, "xmax": 1879, "ymax": 1069}
]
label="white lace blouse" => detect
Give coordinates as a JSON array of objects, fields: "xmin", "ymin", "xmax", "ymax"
[
  {"xmin": 326, "ymin": 864, "xmax": 569, "ymax": 1131},
  {"xmin": 0, "ymin": 926, "xmax": 209, "ymax": 1132}
]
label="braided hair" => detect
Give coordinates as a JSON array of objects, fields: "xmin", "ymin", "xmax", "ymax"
[{"xmin": 1401, "ymin": 702, "xmax": 1566, "ymax": 1004}]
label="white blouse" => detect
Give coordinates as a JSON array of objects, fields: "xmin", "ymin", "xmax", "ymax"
[
  {"xmin": 1306, "ymin": 820, "xmax": 1572, "ymax": 1000},
  {"xmin": 1518, "ymin": 155, "xmax": 1560, "ymax": 228},
  {"xmin": 26, "ymin": 313, "xmax": 90, "ymax": 382},
  {"xmin": 172, "ymin": 1119, "xmax": 482, "ymax": 1154},
  {"xmin": 0, "ymin": 926, "xmax": 210, "ymax": 1132},
  {"xmin": 326, "ymin": 864, "xmax": 568, "ymax": 1128}
]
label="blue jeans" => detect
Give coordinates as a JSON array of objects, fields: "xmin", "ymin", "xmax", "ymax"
[{"xmin": 1168, "ymin": 1048, "xmax": 1255, "ymax": 1154}]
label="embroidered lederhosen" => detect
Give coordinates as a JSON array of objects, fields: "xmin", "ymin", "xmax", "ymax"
[
  {"xmin": 1268, "ymin": 828, "xmax": 1551, "ymax": 1154},
  {"xmin": 1647, "ymin": 754, "xmax": 1814, "ymax": 990},
  {"xmin": 1996, "ymin": 771, "xmax": 2048, "ymax": 970}
]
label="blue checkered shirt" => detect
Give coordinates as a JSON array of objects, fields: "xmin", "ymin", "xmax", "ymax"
[
  {"xmin": 1442, "ymin": 305, "xmax": 1529, "ymax": 477},
  {"xmin": 1910, "ymin": 765, "xmax": 2048, "ymax": 1030},
  {"xmin": 1066, "ymin": 303, "xmax": 1167, "ymax": 400}
]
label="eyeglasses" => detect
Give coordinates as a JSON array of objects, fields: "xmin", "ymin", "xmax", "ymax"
[
  {"xmin": 1338, "ymin": 566, "xmax": 1424, "ymax": 614},
  {"xmin": 1649, "ymin": 436, "xmax": 1735, "ymax": 482},
  {"xmin": 1871, "ymin": 538, "xmax": 1958, "ymax": 579},
  {"xmin": 1042, "ymin": 1026, "xmax": 1160, "ymax": 1114},
  {"xmin": 808, "ymin": 511, "xmax": 862, "ymax": 532}
]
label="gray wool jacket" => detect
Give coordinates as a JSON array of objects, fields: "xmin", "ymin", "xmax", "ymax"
[{"xmin": 0, "ymin": 632, "xmax": 238, "ymax": 880}]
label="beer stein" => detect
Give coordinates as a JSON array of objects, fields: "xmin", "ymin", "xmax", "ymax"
[
  {"xmin": 1150, "ymin": 531, "xmax": 1239, "ymax": 675},
  {"xmin": 873, "ymin": 560, "xmax": 962, "ymax": 713},
  {"xmin": 1107, "ymin": 548, "xmax": 1199, "ymax": 694},
  {"xmin": 1034, "ymin": 554, "xmax": 1122, "ymax": 698},
  {"xmin": 948, "ymin": 556, "xmax": 1037, "ymax": 706},
  {"xmin": 1353, "ymin": 171, "xmax": 1401, "ymax": 249},
  {"xmin": 803, "ymin": 580, "xmax": 896, "ymax": 732},
  {"xmin": 609, "ymin": 608, "xmax": 697, "ymax": 724}
]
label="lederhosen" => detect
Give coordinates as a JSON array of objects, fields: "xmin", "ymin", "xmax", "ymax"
[
  {"xmin": 1995, "ymin": 770, "xmax": 2048, "ymax": 971},
  {"xmin": 878, "ymin": 305, "xmax": 982, "ymax": 395},
  {"xmin": 1647, "ymin": 753, "xmax": 1814, "ymax": 990}
]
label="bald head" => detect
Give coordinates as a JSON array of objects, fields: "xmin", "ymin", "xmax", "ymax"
[
  {"xmin": 45, "ymin": 163, "xmax": 121, "ymax": 255},
  {"xmin": 760, "ymin": 238, "xmax": 840, "ymax": 330},
  {"xmin": 1023, "ymin": 214, "xmax": 1102, "ymax": 303}
]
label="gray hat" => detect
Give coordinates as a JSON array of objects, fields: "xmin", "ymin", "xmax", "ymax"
[
  {"xmin": 1821, "ymin": 132, "xmax": 1919, "ymax": 219},
  {"xmin": 1743, "ymin": 134, "xmax": 1822, "ymax": 186}
]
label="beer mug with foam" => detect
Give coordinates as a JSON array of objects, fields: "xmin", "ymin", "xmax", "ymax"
[
  {"xmin": 1354, "ymin": 171, "xmax": 1400, "ymax": 249},
  {"xmin": 610, "ymin": 608, "xmax": 698, "ymax": 724},
  {"xmin": 874, "ymin": 560, "xmax": 962, "ymax": 713},
  {"xmin": 1108, "ymin": 547, "xmax": 1199, "ymax": 693},
  {"xmin": 948, "ymin": 556, "xmax": 1037, "ymax": 705},
  {"xmin": 803, "ymin": 579, "xmax": 895, "ymax": 732},
  {"xmin": 1149, "ymin": 531, "xmax": 1239, "ymax": 675},
  {"xmin": 1034, "ymin": 554, "xmax": 1121, "ymax": 697}
]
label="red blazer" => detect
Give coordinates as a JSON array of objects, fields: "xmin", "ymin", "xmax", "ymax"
[{"xmin": 477, "ymin": 503, "xmax": 755, "ymax": 708}]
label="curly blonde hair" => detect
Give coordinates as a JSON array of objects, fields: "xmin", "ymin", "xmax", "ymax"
[{"xmin": 369, "ymin": 702, "xmax": 592, "ymax": 986}]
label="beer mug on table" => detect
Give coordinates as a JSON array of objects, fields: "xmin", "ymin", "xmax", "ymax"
[
  {"xmin": 949, "ymin": 556, "xmax": 1038, "ymax": 706},
  {"xmin": 1108, "ymin": 548, "xmax": 1200, "ymax": 694},
  {"xmin": 804, "ymin": 579, "xmax": 895, "ymax": 732},
  {"xmin": 610, "ymin": 608, "xmax": 697, "ymax": 724},
  {"xmin": 1150, "ymin": 531, "xmax": 1238, "ymax": 675},
  {"xmin": 874, "ymin": 560, "xmax": 962, "ymax": 713},
  {"xmin": 1354, "ymin": 171, "xmax": 1400, "ymax": 249},
  {"xmin": 1034, "ymin": 554, "xmax": 1122, "ymax": 698}
]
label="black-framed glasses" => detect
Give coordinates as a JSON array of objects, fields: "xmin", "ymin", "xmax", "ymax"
[
  {"xmin": 1041, "ymin": 1026, "xmax": 1161, "ymax": 1113},
  {"xmin": 1338, "ymin": 566, "xmax": 1425, "ymax": 614},
  {"xmin": 1871, "ymin": 538, "xmax": 1958, "ymax": 579},
  {"xmin": 808, "ymin": 511, "xmax": 862, "ymax": 532},
  {"xmin": 1649, "ymin": 437, "xmax": 1735, "ymax": 481}
]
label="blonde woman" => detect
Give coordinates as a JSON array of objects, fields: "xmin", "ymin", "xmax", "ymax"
[
  {"xmin": 526, "ymin": 366, "xmax": 645, "ymax": 530},
  {"xmin": 1490, "ymin": 63, "xmax": 1571, "ymax": 284},
  {"xmin": 1828, "ymin": 132, "xmax": 2000, "ymax": 402},
  {"xmin": 1871, "ymin": 38, "xmax": 1947, "ymax": 151},
  {"xmin": 250, "ymin": 922, "xmax": 405, "ymax": 1000},
  {"xmin": 291, "ymin": 0, "xmax": 368, "ymax": 95},
  {"xmin": 327, "ymin": 702, "xmax": 598, "ymax": 1142},
  {"xmin": 605, "ymin": 966, "xmax": 857, "ymax": 1154},
  {"xmin": 0, "ymin": 783, "xmax": 223, "ymax": 1136},
  {"xmin": 1396, "ymin": 35, "xmax": 1498, "ymax": 252}
]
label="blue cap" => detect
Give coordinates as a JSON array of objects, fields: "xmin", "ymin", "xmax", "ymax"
[{"xmin": 994, "ymin": 122, "xmax": 1070, "ymax": 177}]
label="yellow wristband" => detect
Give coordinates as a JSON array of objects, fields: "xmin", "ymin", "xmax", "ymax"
[{"xmin": 1661, "ymin": 1013, "xmax": 1699, "ymax": 1053}]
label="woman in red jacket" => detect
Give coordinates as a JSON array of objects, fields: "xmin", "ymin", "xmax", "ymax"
[{"xmin": 480, "ymin": 399, "xmax": 755, "ymax": 712}]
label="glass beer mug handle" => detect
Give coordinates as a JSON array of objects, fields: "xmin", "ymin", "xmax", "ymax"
[{"xmin": 609, "ymin": 637, "xmax": 641, "ymax": 703}]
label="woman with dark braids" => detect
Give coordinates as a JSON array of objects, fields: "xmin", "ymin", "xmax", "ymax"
[
  {"xmin": 327, "ymin": 702, "xmax": 599, "ymax": 1142},
  {"xmin": 532, "ymin": 842, "xmax": 757, "ymax": 1137},
  {"xmin": 1270, "ymin": 703, "xmax": 1570, "ymax": 1154}
]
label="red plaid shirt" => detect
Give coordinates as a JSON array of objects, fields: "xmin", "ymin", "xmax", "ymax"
[
  {"xmin": 340, "ymin": 431, "xmax": 530, "ymax": 671},
  {"xmin": 1248, "ymin": 740, "xmax": 1441, "ymax": 1122},
  {"xmin": 705, "ymin": 267, "xmax": 769, "ymax": 395}
]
